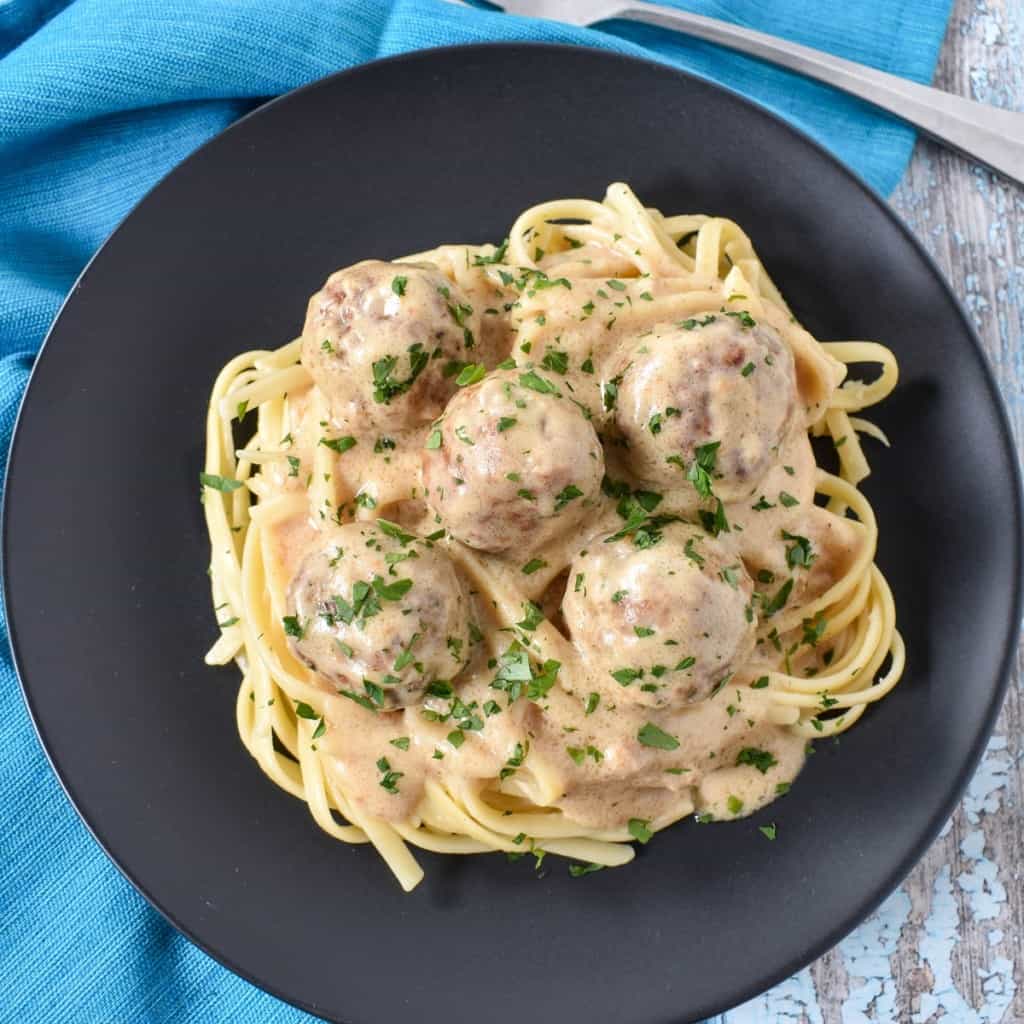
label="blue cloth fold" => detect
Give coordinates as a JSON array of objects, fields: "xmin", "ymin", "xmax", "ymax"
[{"xmin": 0, "ymin": 1, "xmax": 952, "ymax": 1020}]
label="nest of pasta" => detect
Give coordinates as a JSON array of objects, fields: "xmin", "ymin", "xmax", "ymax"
[{"xmin": 201, "ymin": 183, "xmax": 902, "ymax": 890}]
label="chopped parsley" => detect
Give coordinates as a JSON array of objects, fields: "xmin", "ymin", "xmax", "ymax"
[
  {"xmin": 540, "ymin": 349, "xmax": 569, "ymax": 375},
  {"xmin": 372, "ymin": 575, "xmax": 413, "ymax": 601},
  {"xmin": 337, "ymin": 689, "xmax": 377, "ymax": 713},
  {"xmin": 456, "ymin": 363, "xmax": 486, "ymax": 387},
  {"xmin": 602, "ymin": 371, "xmax": 624, "ymax": 411},
  {"xmin": 736, "ymin": 747, "xmax": 778, "ymax": 774},
  {"xmin": 762, "ymin": 577, "xmax": 794, "ymax": 617},
  {"xmin": 698, "ymin": 498, "xmax": 730, "ymax": 537},
  {"xmin": 554, "ymin": 483, "xmax": 583, "ymax": 511},
  {"xmin": 628, "ymin": 818, "xmax": 653, "ymax": 844},
  {"xmin": 376, "ymin": 756, "xmax": 403, "ymax": 793},
  {"xmin": 472, "ymin": 239, "xmax": 509, "ymax": 265},
  {"xmin": 394, "ymin": 634, "xmax": 421, "ymax": 671},
  {"xmin": 371, "ymin": 343, "xmax": 429, "ymax": 404},
  {"xmin": 719, "ymin": 565, "xmax": 740, "ymax": 590},
  {"xmin": 684, "ymin": 537, "xmax": 705, "ymax": 568},
  {"xmin": 709, "ymin": 673, "xmax": 733, "ymax": 698},
  {"xmin": 686, "ymin": 441, "xmax": 720, "ymax": 499},
  {"xmin": 490, "ymin": 641, "xmax": 561, "ymax": 705},
  {"xmin": 281, "ymin": 615, "xmax": 304, "ymax": 639},
  {"xmin": 519, "ymin": 370, "xmax": 560, "ymax": 396},
  {"xmin": 516, "ymin": 601, "xmax": 545, "ymax": 632},
  {"xmin": 782, "ymin": 530, "xmax": 815, "ymax": 569},
  {"xmin": 611, "ymin": 667, "xmax": 644, "ymax": 686},
  {"xmin": 499, "ymin": 741, "xmax": 527, "ymax": 780},
  {"xmin": 319, "ymin": 435, "xmax": 357, "ymax": 454},
  {"xmin": 568, "ymin": 862, "xmax": 604, "ymax": 877},
  {"xmin": 200, "ymin": 472, "xmax": 242, "ymax": 492},
  {"xmin": 802, "ymin": 612, "xmax": 827, "ymax": 647},
  {"xmin": 680, "ymin": 314, "xmax": 716, "ymax": 330},
  {"xmin": 376, "ymin": 519, "xmax": 415, "ymax": 545},
  {"xmin": 637, "ymin": 723, "xmax": 680, "ymax": 750},
  {"xmin": 294, "ymin": 701, "xmax": 317, "ymax": 720},
  {"xmin": 362, "ymin": 679, "xmax": 385, "ymax": 707},
  {"xmin": 724, "ymin": 309, "xmax": 757, "ymax": 328}
]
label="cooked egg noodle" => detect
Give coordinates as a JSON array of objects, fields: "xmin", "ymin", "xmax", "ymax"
[{"xmin": 202, "ymin": 184, "xmax": 904, "ymax": 890}]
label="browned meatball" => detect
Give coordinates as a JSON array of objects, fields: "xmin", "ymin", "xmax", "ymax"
[
  {"xmin": 301, "ymin": 260, "xmax": 481, "ymax": 429},
  {"xmin": 420, "ymin": 368, "xmax": 604, "ymax": 553},
  {"xmin": 562, "ymin": 523, "xmax": 756, "ymax": 709},
  {"xmin": 286, "ymin": 522, "xmax": 471, "ymax": 708},
  {"xmin": 607, "ymin": 314, "xmax": 798, "ymax": 505}
]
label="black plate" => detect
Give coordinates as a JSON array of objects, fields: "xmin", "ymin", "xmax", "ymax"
[{"xmin": 5, "ymin": 44, "xmax": 1021, "ymax": 1024}]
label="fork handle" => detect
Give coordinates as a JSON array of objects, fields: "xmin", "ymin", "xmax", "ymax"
[{"xmin": 617, "ymin": 2, "xmax": 1024, "ymax": 186}]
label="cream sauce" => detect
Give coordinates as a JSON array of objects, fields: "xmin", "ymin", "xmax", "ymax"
[{"xmin": 258, "ymin": 246, "xmax": 859, "ymax": 835}]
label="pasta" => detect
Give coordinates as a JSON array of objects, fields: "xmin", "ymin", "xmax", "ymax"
[{"xmin": 201, "ymin": 183, "xmax": 902, "ymax": 891}]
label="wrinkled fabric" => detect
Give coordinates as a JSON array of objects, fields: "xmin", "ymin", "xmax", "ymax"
[{"xmin": 0, "ymin": 1, "xmax": 952, "ymax": 1020}]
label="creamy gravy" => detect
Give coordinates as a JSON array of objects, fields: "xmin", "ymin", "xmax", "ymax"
[{"xmin": 256, "ymin": 245, "xmax": 859, "ymax": 836}]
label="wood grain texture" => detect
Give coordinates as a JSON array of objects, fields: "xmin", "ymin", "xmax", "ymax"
[{"xmin": 717, "ymin": 0, "xmax": 1024, "ymax": 1020}]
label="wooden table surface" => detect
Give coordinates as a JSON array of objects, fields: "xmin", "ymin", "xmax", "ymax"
[{"xmin": 716, "ymin": 0, "xmax": 1023, "ymax": 1020}]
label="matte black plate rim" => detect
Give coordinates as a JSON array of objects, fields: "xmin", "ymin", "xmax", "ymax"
[{"xmin": 4, "ymin": 42, "xmax": 1022, "ymax": 1024}]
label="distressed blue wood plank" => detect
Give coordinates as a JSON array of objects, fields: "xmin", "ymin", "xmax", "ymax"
[{"xmin": 719, "ymin": 0, "xmax": 1024, "ymax": 1019}]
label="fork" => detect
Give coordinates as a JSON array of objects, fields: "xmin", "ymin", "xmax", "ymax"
[{"xmin": 475, "ymin": 0, "xmax": 1024, "ymax": 187}]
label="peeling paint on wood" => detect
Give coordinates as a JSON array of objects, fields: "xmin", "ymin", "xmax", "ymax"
[{"xmin": 715, "ymin": 0, "xmax": 1024, "ymax": 1020}]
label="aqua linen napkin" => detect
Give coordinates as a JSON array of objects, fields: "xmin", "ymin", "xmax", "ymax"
[{"xmin": 0, "ymin": 0, "xmax": 953, "ymax": 1020}]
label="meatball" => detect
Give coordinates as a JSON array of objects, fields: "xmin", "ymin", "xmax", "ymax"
[
  {"xmin": 301, "ymin": 260, "xmax": 481, "ymax": 429},
  {"xmin": 420, "ymin": 368, "xmax": 604, "ymax": 553},
  {"xmin": 286, "ymin": 521, "xmax": 471, "ymax": 708},
  {"xmin": 562, "ymin": 523, "xmax": 756, "ymax": 709},
  {"xmin": 608, "ymin": 314, "xmax": 798, "ymax": 504}
]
